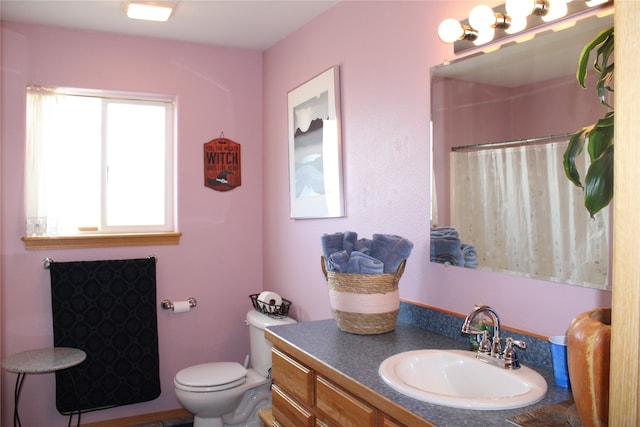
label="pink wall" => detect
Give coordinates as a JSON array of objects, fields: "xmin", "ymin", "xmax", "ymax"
[
  {"xmin": 262, "ymin": 1, "xmax": 611, "ymax": 336},
  {"xmin": 1, "ymin": 23, "xmax": 263, "ymax": 425}
]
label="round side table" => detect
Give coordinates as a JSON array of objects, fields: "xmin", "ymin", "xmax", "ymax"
[{"xmin": 2, "ymin": 347, "xmax": 86, "ymax": 427}]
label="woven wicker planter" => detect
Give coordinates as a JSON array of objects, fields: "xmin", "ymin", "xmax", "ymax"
[{"xmin": 321, "ymin": 257, "xmax": 406, "ymax": 335}]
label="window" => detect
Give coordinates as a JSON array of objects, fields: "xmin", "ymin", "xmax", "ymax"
[{"xmin": 25, "ymin": 86, "xmax": 176, "ymax": 244}]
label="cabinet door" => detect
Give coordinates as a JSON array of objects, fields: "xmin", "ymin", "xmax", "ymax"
[
  {"xmin": 315, "ymin": 375, "xmax": 376, "ymax": 427},
  {"xmin": 379, "ymin": 412, "xmax": 404, "ymax": 427},
  {"xmin": 272, "ymin": 384, "xmax": 315, "ymax": 427},
  {"xmin": 272, "ymin": 348, "xmax": 314, "ymax": 406}
]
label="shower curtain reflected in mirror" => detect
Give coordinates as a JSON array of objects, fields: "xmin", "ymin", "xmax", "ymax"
[{"xmin": 450, "ymin": 141, "xmax": 610, "ymax": 289}]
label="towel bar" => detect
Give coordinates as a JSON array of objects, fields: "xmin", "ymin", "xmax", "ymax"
[{"xmin": 42, "ymin": 255, "xmax": 157, "ymax": 269}]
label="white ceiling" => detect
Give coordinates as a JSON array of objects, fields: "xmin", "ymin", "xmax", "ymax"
[{"xmin": 0, "ymin": 0, "xmax": 340, "ymax": 50}]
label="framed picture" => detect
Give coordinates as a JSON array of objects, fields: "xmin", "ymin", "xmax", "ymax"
[{"xmin": 288, "ymin": 66, "xmax": 345, "ymax": 219}]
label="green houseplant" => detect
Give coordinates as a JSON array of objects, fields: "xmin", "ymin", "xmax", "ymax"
[
  {"xmin": 564, "ymin": 26, "xmax": 614, "ymax": 427},
  {"xmin": 563, "ymin": 26, "xmax": 614, "ymax": 217}
]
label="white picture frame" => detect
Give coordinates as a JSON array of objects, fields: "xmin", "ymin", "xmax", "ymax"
[{"xmin": 287, "ymin": 66, "xmax": 345, "ymax": 219}]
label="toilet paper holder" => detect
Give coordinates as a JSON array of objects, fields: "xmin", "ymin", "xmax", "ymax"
[{"xmin": 161, "ymin": 297, "xmax": 197, "ymax": 311}]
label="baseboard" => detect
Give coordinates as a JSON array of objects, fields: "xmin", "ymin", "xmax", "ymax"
[{"xmin": 81, "ymin": 408, "xmax": 191, "ymax": 427}]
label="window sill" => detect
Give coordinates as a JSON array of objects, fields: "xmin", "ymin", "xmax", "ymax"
[{"xmin": 22, "ymin": 232, "xmax": 182, "ymax": 250}]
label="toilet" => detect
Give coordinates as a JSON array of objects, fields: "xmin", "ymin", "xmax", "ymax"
[{"xmin": 174, "ymin": 309, "xmax": 296, "ymax": 427}]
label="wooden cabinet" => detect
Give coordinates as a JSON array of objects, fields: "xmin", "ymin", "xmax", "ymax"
[
  {"xmin": 272, "ymin": 349, "xmax": 313, "ymax": 406},
  {"xmin": 270, "ymin": 347, "xmax": 433, "ymax": 427},
  {"xmin": 316, "ymin": 375, "xmax": 375, "ymax": 426},
  {"xmin": 272, "ymin": 383, "xmax": 314, "ymax": 427},
  {"xmin": 378, "ymin": 413, "xmax": 403, "ymax": 427}
]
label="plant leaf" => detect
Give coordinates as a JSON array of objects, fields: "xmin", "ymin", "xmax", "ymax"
[
  {"xmin": 596, "ymin": 64, "xmax": 614, "ymax": 108},
  {"xmin": 577, "ymin": 27, "xmax": 614, "ymax": 88},
  {"xmin": 569, "ymin": 25, "xmax": 614, "ymax": 217},
  {"xmin": 594, "ymin": 31, "xmax": 614, "ymax": 73},
  {"xmin": 564, "ymin": 126, "xmax": 592, "ymax": 188},
  {"xmin": 594, "ymin": 30, "xmax": 614, "ymax": 107},
  {"xmin": 584, "ymin": 145, "xmax": 614, "ymax": 217},
  {"xmin": 587, "ymin": 112, "xmax": 614, "ymax": 161}
]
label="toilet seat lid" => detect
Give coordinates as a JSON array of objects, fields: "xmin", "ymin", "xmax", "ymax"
[{"xmin": 175, "ymin": 362, "xmax": 247, "ymax": 390}]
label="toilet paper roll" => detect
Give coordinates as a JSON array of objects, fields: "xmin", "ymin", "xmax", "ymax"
[
  {"xmin": 173, "ymin": 300, "xmax": 191, "ymax": 313},
  {"xmin": 257, "ymin": 291, "xmax": 282, "ymax": 313}
]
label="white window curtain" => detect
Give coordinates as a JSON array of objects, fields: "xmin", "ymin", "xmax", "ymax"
[
  {"xmin": 25, "ymin": 86, "xmax": 60, "ymax": 235},
  {"xmin": 450, "ymin": 141, "xmax": 609, "ymax": 289}
]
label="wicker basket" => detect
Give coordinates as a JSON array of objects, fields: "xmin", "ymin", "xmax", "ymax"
[
  {"xmin": 321, "ymin": 256, "xmax": 406, "ymax": 335},
  {"xmin": 249, "ymin": 294, "xmax": 292, "ymax": 319}
]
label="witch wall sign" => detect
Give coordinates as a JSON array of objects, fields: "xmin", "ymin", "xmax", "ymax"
[{"xmin": 204, "ymin": 136, "xmax": 241, "ymax": 191}]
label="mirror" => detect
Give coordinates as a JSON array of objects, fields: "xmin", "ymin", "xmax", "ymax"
[{"xmin": 430, "ymin": 10, "xmax": 613, "ymax": 290}]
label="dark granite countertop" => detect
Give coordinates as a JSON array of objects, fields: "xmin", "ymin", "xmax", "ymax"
[{"xmin": 266, "ymin": 319, "xmax": 573, "ymax": 427}]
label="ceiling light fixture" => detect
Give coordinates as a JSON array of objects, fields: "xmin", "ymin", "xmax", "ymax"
[{"xmin": 124, "ymin": 1, "xmax": 177, "ymax": 22}]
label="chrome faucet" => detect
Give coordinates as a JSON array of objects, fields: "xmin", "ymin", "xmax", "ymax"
[
  {"xmin": 461, "ymin": 304, "xmax": 525, "ymax": 369},
  {"xmin": 461, "ymin": 305, "xmax": 502, "ymax": 354}
]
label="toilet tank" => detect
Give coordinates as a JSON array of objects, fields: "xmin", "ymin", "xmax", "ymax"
[{"xmin": 246, "ymin": 309, "xmax": 296, "ymax": 377}]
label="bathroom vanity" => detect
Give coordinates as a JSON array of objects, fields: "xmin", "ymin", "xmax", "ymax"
[
  {"xmin": 265, "ymin": 319, "xmax": 573, "ymax": 427},
  {"xmin": 270, "ymin": 347, "xmax": 411, "ymax": 426}
]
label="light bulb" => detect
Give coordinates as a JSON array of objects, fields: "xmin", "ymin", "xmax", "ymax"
[
  {"xmin": 506, "ymin": 0, "xmax": 535, "ymax": 18},
  {"xmin": 473, "ymin": 28, "xmax": 496, "ymax": 46},
  {"xmin": 542, "ymin": 0, "xmax": 568, "ymax": 22},
  {"xmin": 438, "ymin": 19, "xmax": 464, "ymax": 43},
  {"xmin": 469, "ymin": 5, "xmax": 496, "ymax": 30},
  {"xmin": 505, "ymin": 15, "xmax": 527, "ymax": 34}
]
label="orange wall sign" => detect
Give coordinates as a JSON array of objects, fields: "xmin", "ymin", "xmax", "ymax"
[{"xmin": 204, "ymin": 137, "xmax": 241, "ymax": 191}]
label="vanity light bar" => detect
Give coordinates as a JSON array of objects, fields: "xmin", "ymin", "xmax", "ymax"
[{"xmin": 438, "ymin": 0, "xmax": 613, "ymax": 53}]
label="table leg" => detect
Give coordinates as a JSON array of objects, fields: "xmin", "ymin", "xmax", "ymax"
[
  {"xmin": 64, "ymin": 369, "xmax": 81, "ymax": 427},
  {"xmin": 14, "ymin": 372, "xmax": 25, "ymax": 427}
]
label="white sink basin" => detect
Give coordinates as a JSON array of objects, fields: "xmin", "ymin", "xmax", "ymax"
[{"xmin": 379, "ymin": 349, "xmax": 547, "ymax": 410}]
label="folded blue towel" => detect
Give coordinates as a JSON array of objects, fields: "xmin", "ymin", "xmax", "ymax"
[
  {"xmin": 354, "ymin": 238, "xmax": 372, "ymax": 254},
  {"xmin": 326, "ymin": 250, "xmax": 349, "ymax": 272},
  {"xmin": 321, "ymin": 232, "xmax": 344, "ymax": 260},
  {"xmin": 431, "ymin": 253, "xmax": 463, "ymax": 265},
  {"xmin": 370, "ymin": 234, "xmax": 414, "ymax": 274},
  {"xmin": 343, "ymin": 231, "xmax": 358, "ymax": 255},
  {"xmin": 346, "ymin": 251, "xmax": 384, "ymax": 274},
  {"xmin": 431, "ymin": 227, "xmax": 459, "ymax": 238},
  {"xmin": 430, "ymin": 235, "xmax": 465, "ymax": 266},
  {"xmin": 461, "ymin": 244, "xmax": 478, "ymax": 269}
]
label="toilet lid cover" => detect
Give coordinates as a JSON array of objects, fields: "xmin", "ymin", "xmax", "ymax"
[{"xmin": 175, "ymin": 362, "xmax": 247, "ymax": 388}]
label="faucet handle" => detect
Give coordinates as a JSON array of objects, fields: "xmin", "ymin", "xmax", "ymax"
[
  {"xmin": 491, "ymin": 335, "xmax": 502, "ymax": 357},
  {"xmin": 478, "ymin": 330, "xmax": 491, "ymax": 354},
  {"xmin": 503, "ymin": 337, "xmax": 526, "ymax": 369},
  {"xmin": 508, "ymin": 337, "xmax": 526, "ymax": 350}
]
